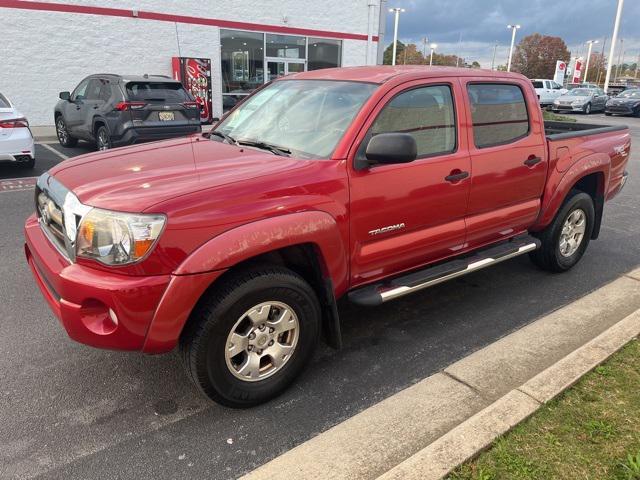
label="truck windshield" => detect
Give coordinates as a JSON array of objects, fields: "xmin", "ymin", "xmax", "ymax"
[{"xmin": 215, "ymin": 80, "xmax": 377, "ymax": 159}]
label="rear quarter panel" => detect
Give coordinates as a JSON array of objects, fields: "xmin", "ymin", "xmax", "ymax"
[{"xmin": 533, "ymin": 128, "xmax": 631, "ymax": 230}]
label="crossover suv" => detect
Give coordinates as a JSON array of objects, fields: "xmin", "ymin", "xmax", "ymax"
[{"xmin": 54, "ymin": 74, "xmax": 202, "ymax": 150}]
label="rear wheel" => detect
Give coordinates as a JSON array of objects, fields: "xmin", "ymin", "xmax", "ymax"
[
  {"xmin": 180, "ymin": 266, "xmax": 321, "ymax": 408},
  {"xmin": 55, "ymin": 116, "xmax": 77, "ymax": 147},
  {"xmin": 530, "ymin": 190, "xmax": 595, "ymax": 272},
  {"xmin": 95, "ymin": 125, "xmax": 111, "ymax": 151}
]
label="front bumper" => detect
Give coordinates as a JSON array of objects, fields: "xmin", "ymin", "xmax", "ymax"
[
  {"xmin": 605, "ymin": 105, "xmax": 639, "ymax": 115},
  {"xmin": 552, "ymin": 104, "xmax": 586, "ymax": 112},
  {"xmin": 24, "ymin": 214, "xmax": 225, "ymax": 353}
]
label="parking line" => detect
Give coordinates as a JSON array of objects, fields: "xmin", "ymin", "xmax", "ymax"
[{"xmin": 39, "ymin": 143, "xmax": 69, "ymax": 160}]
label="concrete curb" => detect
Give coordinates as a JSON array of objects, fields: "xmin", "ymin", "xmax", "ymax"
[
  {"xmin": 377, "ymin": 308, "xmax": 640, "ymax": 480},
  {"xmin": 240, "ymin": 267, "xmax": 640, "ymax": 480}
]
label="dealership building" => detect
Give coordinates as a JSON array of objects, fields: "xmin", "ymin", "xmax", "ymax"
[{"xmin": 2, "ymin": 0, "xmax": 386, "ymax": 127}]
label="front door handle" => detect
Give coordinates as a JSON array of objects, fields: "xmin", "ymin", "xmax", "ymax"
[
  {"xmin": 524, "ymin": 156, "xmax": 542, "ymax": 167},
  {"xmin": 445, "ymin": 171, "xmax": 469, "ymax": 183}
]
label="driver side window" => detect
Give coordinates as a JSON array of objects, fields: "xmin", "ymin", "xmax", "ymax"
[
  {"xmin": 71, "ymin": 79, "xmax": 90, "ymax": 101},
  {"xmin": 368, "ymin": 84, "xmax": 456, "ymax": 158}
]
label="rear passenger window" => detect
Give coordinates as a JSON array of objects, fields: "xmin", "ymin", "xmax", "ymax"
[
  {"xmin": 370, "ymin": 85, "xmax": 456, "ymax": 158},
  {"xmin": 467, "ymin": 84, "xmax": 529, "ymax": 148}
]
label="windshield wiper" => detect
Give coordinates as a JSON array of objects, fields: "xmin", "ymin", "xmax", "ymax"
[
  {"xmin": 236, "ymin": 139, "xmax": 291, "ymax": 156},
  {"xmin": 209, "ymin": 130, "xmax": 237, "ymax": 145}
]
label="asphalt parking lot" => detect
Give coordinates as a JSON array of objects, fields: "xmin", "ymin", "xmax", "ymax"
[{"xmin": 1, "ymin": 114, "xmax": 638, "ymax": 480}]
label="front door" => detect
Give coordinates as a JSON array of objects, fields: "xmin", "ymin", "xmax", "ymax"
[
  {"xmin": 348, "ymin": 80, "xmax": 471, "ymax": 287},
  {"xmin": 462, "ymin": 80, "xmax": 547, "ymax": 248},
  {"xmin": 65, "ymin": 78, "xmax": 91, "ymax": 133},
  {"xmin": 266, "ymin": 59, "xmax": 306, "ymax": 82}
]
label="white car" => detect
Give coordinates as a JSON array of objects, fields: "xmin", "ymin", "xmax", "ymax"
[
  {"xmin": 0, "ymin": 92, "xmax": 35, "ymax": 168},
  {"xmin": 531, "ymin": 79, "xmax": 564, "ymax": 107}
]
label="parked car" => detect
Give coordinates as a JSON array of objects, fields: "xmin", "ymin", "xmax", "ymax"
[
  {"xmin": 605, "ymin": 88, "xmax": 640, "ymax": 117},
  {"xmin": 54, "ymin": 74, "xmax": 202, "ymax": 150},
  {"xmin": 0, "ymin": 92, "xmax": 35, "ymax": 168},
  {"xmin": 531, "ymin": 78, "xmax": 563, "ymax": 106},
  {"xmin": 552, "ymin": 88, "xmax": 608, "ymax": 114},
  {"xmin": 26, "ymin": 66, "xmax": 630, "ymax": 407},
  {"xmin": 565, "ymin": 82, "xmax": 598, "ymax": 91}
]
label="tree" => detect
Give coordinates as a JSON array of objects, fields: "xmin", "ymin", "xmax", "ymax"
[
  {"xmin": 383, "ymin": 41, "xmax": 405, "ymax": 65},
  {"xmin": 584, "ymin": 52, "xmax": 606, "ymax": 83},
  {"xmin": 511, "ymin": 34, "xmax": 570, "ymax": 78},
  {"xmin": 401, "ymin": 43, "xmax": 426, "ymax": 64},
  {"xmin": 471, "ymin": 61, "xmax": 481, "ymax": 69}
]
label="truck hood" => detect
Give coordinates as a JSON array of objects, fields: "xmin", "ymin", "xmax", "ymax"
[{"xmin": 49, "ymin": 136, "xmax": 306, "ymax": 212}]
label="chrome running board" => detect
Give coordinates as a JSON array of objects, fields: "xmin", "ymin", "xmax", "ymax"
[{"xmin": 348, "ymin": 235, "xmax": 541, "ymax": 307}]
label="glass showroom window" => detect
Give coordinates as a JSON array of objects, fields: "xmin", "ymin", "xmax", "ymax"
[
  {"xmin": 221, "ymin": 29, "xmax": 264, "ymax": 112},
  {"xmin": 308, "ymin": 38, "xmax": 342, "ymax": 70},
  {"xmin": 265, "ymin": 34, "xmax": 306, "ymax": 59}
]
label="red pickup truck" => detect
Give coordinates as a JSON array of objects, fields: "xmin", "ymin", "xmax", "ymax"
[{"xmin": 25, "ymin": 66, "xmax": 630, "ymax": 407}]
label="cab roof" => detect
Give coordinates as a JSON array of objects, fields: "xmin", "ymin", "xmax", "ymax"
[{"xmin": 287, "ymin": 65, "xmax": 526, "ymax": 84}]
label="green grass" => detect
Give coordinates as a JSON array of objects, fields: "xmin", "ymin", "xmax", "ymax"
[
  {"xmin": 543, "ymin": 110, "xmax": 578, "ymax": 123},
  {"xmin": 448, "ymin": 339, "xmax": 640, "ymax": 480}
]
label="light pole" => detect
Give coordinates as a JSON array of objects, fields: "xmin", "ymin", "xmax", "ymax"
[
  {"xmin": 429, "ymin": 43, "xmax": 438, "ymax": 66},
  {"xmin": 604, "ymin": 0, "xmax": 624, "ymax": 93},
  {"xmin": 389, "ymin": 7, "xmax": 405, "ymax": 66},
  {"xmin": 583, "ymin": 40, "xmax": 599, "ymax": 83},
  {"xmin": 506, "ymin": 24, "xmax": 521, "ymax": 72},
  {"xmin": 491, "ymin": 42, "xmax": 498, "ymax": 70}
]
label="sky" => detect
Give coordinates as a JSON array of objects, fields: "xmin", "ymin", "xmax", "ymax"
[{"xmin": 382, "ymin": 0, "xmax": 640, "ymax": 69}]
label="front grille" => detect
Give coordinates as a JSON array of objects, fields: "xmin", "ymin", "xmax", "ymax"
[{"xmin": 35, "ymin": 173, "xmax": 92, "ymax": 262}]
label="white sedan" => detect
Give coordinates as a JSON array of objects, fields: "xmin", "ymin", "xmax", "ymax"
[{"xmin": 0, "ymin": 92, "xmax": 35, "ymax": 168}]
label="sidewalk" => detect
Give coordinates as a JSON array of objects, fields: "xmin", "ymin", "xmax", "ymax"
[{"xmin": 241, "ymin": 267, "xmax": 640, "ymax": 480}]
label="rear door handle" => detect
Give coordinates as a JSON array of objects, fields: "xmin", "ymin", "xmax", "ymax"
[
  {"xmin": 524, "ymin": 156, "xmax": 542, "ymax": 167},
  {"xmin": 445, "ymin": 171, "xmax": 469, "ymax": 183}
]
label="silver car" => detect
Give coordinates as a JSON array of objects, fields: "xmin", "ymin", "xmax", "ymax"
[{"xmin": 552, "ymin": 88, "xmax": 608, "ymax": 114}]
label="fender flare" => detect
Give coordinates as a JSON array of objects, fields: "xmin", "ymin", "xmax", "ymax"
[
  {"xmin": 533, "ymin": 153, "xmax": 609, "ymax": 231},
  {"xmin": 175, "ymin": 211, "xmax": 348, "ymax": 293},
  {"xmin": 143, "ymin": 211, "xmax": 348, "ymax": 353}
]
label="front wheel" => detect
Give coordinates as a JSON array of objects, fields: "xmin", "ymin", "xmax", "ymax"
[
  {"xmin": 56, "ymin": 116, "xmax": 77, "ymax": 147},
  {"xmin": 529, "ymin": 190, "xmax": 595, "ymax": 272},
  {"xmin": 584, "ymin": 103, "xmax": 592, "ymax": 115},
  {"xmin": 180, "ymin": 266, "xmax": 321, "ymax": 408}
]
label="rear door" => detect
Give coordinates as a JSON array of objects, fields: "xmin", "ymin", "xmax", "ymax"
[
  {"xmin": 124, "ymin": 81, "xmax": 199, "ymax": 127},
  {"xmin": 348, "ymin": 79, "xmax": 471, "ymax": 286},
  {"xmin": 462, "ymin": 80, "xmax": 547, "ymax": 248}
]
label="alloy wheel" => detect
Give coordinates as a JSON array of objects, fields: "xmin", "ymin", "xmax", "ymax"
[
  {"xmin": 559, "ymin": 208, "xmax": 587, "ymax": 257},
  {"xmin": 224, "ymin": 301, "xmax": 300, "ymax": 382}
]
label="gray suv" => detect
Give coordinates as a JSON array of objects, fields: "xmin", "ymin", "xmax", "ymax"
[{"xmin": 54, "ymin": 74, "xmax": 202, "ymax": 150}]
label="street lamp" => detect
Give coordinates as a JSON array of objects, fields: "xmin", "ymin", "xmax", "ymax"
[
  {"xmin": 429, "ymin": 43, "xmax": 438, "ymax": 66},
  {"xmin": 583, "ymin": 40, "xmax": 599, "ymax": 83},
  {"xmin": 604, "ymin": 0, "xmax": 624, "ymax": 93},
  {"xmin": 389, "ymin": 7, "xmax": 405, "ymax": 66},
  {"xmin": 506, "ymin": 24, "xmax": 521, "ymax": 72},
  {"xmin": 491, "ymin": 42, "xmax": 499, "ymax": 70}
]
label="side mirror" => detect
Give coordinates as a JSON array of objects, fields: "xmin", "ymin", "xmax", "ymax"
[
  {"xmin": 59, "ymin": 91, "xmax": 71, "ymax": 101},
  {"xmin": 365, "ymin": 133, "xmax": 417, "ymax": 166}
]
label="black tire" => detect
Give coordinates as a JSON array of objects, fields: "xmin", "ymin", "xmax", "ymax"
[
  {"xmin": 21, "ymin": 157, "xmax": 35, "ymax": 169},
  {"xmin": 95, "ymin": 125, "xmax": 111, "ymax": 151},
  {"xmin": 605, "ymin": 112, "xmax": 612, "ymax": 116},
  {"xmin": 55, "ymin": 115, "xmax": 77, "ymax": 147},
  {"xmin": 584, "ymin": 103, "xmax": 592, "ymax": 115},
  {"xmin": 529, "ymin": 190, "xmax": 595, "ymax": 272},
  {"xmin": 180, "ymin": 265, "xmax": 321, "ymax": 408}
]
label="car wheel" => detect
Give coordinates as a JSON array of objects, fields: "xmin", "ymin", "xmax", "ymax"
[
  {"xmin": 605, "ymin": 112, "xmax": 612, "ymax": 116},
  {"xmin": 180, "ymin": 265, "xmax": 321, "ymax": 408},
  {"xmin": 584, "ymin": 103, "xmax": 592, "ymax": 115},
  {"xmin": 21, "ymin": 157, "xmax": 35, "ymax": 169},
  {"xmin": 55, "ymin": 116, "xmax": 77, "ymax": 147},
  {"xmin": 95, "ymin": 125, "xmax": 111, "ymax": 151},
  {"xmin": 529, "ymin": 190, "xmax": 595, "ymax": 273}
]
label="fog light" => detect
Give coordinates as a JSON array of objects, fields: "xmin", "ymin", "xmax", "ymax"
[{"xmin": 79, "ymin": 299, "xmax": 118, "ymax": 335}]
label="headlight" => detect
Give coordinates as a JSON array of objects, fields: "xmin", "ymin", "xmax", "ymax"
[
  {"xmin": 553, "ymin": 99, "xmax": 560, "ymax": 105},
  {"xmin": 76, "ymin": 208, "xmax": 166, "ymax": 265}
]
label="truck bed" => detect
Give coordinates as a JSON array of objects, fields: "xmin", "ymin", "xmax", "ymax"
[{"xmin": 544, "ymin": 121, "xmax": 628, "ymax": 141}]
